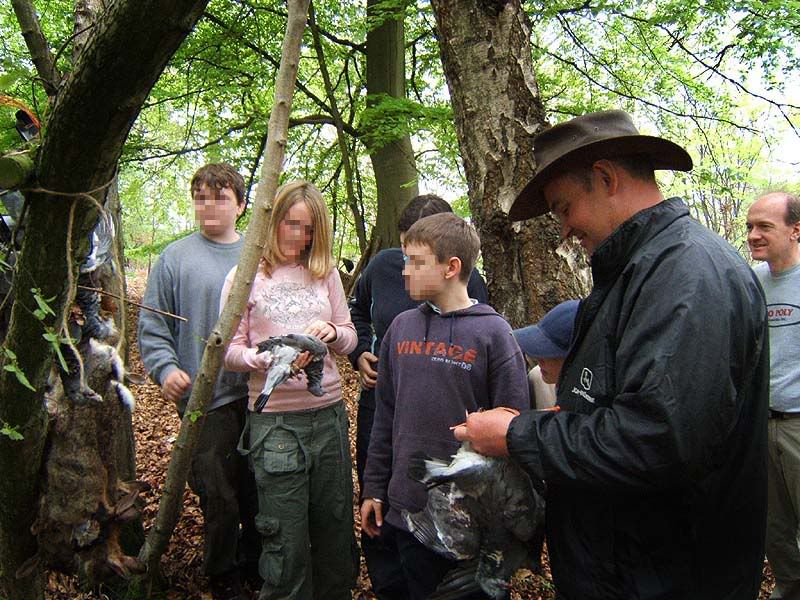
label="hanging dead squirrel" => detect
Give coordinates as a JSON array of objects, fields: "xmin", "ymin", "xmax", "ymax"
[
  {"xmin": 19, "ymin": 211, "xmax": 149, "ymax": 585},
  {"xmin": 30, "ymin": 322, "xmax": 150, "ymax": 582}
]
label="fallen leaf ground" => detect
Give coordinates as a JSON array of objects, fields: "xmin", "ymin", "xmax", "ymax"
[{"xmin": 44, "ymin": 271, "xmax": 776, "ymax": 599}]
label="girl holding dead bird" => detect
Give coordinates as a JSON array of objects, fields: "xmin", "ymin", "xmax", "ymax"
[{"xmin": 222, "ymin": 180, "xmax": 357, "ymax": 600}]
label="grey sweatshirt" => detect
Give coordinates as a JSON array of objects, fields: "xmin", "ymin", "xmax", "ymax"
[
  {"xmin": 754, "ymin": 261, "xmax": 800, "ymax": 412},
  {"xmin": 138, "ymin": 231, "xmax": 248, "ymax": 413}
]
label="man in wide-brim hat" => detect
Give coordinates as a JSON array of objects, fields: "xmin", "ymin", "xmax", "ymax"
[{"xmin": 454, "ymin": 110, "xmax": 770, "ymax": 599}]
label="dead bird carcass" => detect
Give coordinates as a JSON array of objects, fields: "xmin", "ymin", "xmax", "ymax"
[
  {"xmin": 402, "ymin": 442, "xmax": 545, "ymax": 599},
  {"xmin": 254, "ymin": 333, "xmax": 328, "ymax": 411}
]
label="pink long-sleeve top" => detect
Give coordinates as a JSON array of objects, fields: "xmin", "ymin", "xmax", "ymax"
[{"xmin": 222, "ymin": 262, "xmax": 357, "ymax": 412}]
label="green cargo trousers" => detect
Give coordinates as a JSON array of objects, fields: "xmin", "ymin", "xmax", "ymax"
[{"xmin": 240, "ymin": 402, "xmax": 357, "ymax": 600}]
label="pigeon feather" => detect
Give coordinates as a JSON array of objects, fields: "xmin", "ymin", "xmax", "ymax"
[
  {"xmin": 254, "ymin": 333, "xmax": 328, "ymax": 411},
  {"xmin": 402, "ymin": 441, "xmax": 545, "ymax": 600}
]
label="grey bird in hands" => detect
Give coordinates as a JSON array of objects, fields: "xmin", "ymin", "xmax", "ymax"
[
  {"xmin": 403, "ymin": 441, "xmax": 545, "ymax": 600},
  {"xmin": 254, "ymin": 333, "xmax": 328, "ymax": 411}
]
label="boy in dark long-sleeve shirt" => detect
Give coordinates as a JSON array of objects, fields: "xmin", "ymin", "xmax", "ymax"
[{"xmin": 360, "ymin": 213, "xmax": 529, "ymax": 599}]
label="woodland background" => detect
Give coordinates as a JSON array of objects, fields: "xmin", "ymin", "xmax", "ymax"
[{"xmin": 0, "ymin": 0, "xmax": 798, "ymax": 598}]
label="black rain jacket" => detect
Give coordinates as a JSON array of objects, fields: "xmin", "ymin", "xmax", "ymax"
[{"xmin": 508, "ymin": 198, "xmax": 769, "ymax": 599}]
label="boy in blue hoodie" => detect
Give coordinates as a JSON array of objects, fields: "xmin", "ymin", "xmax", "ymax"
[{"xmin": 360, "ymin": 213, "xmax": 530, "ymax": 599}]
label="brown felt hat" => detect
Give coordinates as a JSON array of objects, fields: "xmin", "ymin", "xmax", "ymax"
[{"xmin": 508, "ymin": 110, "xmax": 693, "ymax": 221}]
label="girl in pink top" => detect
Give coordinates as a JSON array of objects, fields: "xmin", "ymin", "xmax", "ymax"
[{"xmin": 222, "ymin": 181, "xmax": 357, "ymax": 600}]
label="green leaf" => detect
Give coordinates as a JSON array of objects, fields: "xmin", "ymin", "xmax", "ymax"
[
  {"xmin": 3, "ymin": 348, "xmax": 16, "ymax": 361},
  {"xmin": 0, "ymin": 72, "xmax": 22, "ymax": 92},
  {"xmin": 188, "ymin": 410, "xmax": 203, "ymax": 423},
  {"xmin": 1, "ymin": 424, "xmax": 23, "ymax": 441},
  {"xmin": 12, "ymin": 367, "xmax": 35, "ymax": 392},
  {"xmin": 52, "ymin": 344, "xmax": 68, "ymax": 373},
  {"xmin": 30, "ymin": 288, "xmax": 56, "ymax": 318}
]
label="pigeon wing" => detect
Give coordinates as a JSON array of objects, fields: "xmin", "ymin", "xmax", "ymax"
[
  {"xmin": 430, "ymin": 559, "xmax": 482, "ymax": 600},
  {"xmin": 303, "ymin": 358, "xmax": 325, "ymax": 397},
  {"xmin": 254, "ymin": 345, "xmax": 298, "ymax": 411},
  {"xmin": 403, "ymin": 482, "xmax": 480, "ymax": 560}
]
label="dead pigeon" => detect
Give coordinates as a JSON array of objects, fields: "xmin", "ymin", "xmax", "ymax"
[
  {"xmin": 254, "ymin": 333, "xmax": 328, "ymax": 411},
  {"xmin": 402, "ymin": 441, "xmax": 545, "ymax": 600}
]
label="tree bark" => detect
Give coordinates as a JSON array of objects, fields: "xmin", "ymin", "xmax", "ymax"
[
  {"xmin": 137, "ymin": 0, "xmax": 310, "ymax": 590},
  {"xmin": 430, "ymin": 0, "xmax": 589, "ymax": 327},
  {"xmin": 10, "ymin": 0, "xmax": 61, "ymax": 97},
  {"xmin": 364, "ymin": 0, "xmax": 419, "ymax": 255},
  {"xmin": 0, "ymin": 150, "xmax": 35, "ymax": 188},
  {"xmin": 0, "ymin": 2, "xmax": 210, "ymax": 598}
]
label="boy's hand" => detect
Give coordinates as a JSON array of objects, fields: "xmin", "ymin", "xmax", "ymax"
[
  {"xmin": 360, "ymin": 498, "xmax": 383, "ymax": 538},
  {"xmin": 305, "ymin": 320, "xmax": 337, "ymax": 343},
  {"xmin": 356, "ymin": 351, "xmax": 378, "ymax": 389},
  {"xmin": 162, "ymin": 369, "xmax": 191, "ymax": 405}
]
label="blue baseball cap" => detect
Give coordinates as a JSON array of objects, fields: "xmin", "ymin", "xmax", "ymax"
[{"xmin": 513, "ymin": 300, "xmax": 580, "ymax": 359}]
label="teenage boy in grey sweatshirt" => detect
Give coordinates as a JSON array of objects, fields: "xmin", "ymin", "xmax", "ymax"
[{"xmin": 138, "ymin": 164, "xmax": 257, "ymax": 600}]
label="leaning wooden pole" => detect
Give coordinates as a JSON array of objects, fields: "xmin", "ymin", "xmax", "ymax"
[{"xmin": 138, "ymin": 0, "xmax": 311, "ymax": 588}]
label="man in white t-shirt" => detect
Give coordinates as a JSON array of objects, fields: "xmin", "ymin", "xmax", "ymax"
[{"xmin": 747, "ymin": 191, "xmax": 800, "ymax": 600}]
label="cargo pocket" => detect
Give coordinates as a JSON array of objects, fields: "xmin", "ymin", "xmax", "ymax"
[
  {"xmin": 255, "ymin": 515, "xmax": 283, "ymax": 587},
  {"xmin": 261, "ymin": 429, "xmax": 304, "ymax": 474}
]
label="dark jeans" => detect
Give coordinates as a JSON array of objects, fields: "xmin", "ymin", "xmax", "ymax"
[
  {"xmin": 393, "ymin": 526, "xmax": 490, "ymax": 600},
  {"xmin": 357, "ymin": 393, "xmax": 409, "ymax": 600},
  {"xmin": 187, "ymin": 399, "xmax": 260, "ymax": 577}
]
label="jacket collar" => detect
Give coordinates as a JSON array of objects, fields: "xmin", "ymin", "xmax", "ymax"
[{"xmin": 590, "ymin": 197, "xmax": 689, "ymax": 284}]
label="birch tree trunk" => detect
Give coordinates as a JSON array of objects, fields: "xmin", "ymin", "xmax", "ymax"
[
  {"xmin": 430, "ymin": 0, "xmax": 589, "ymax": 326},
  {"xmin": 137, "ymin": 1, "xmax": 311, "ymax": 591}
]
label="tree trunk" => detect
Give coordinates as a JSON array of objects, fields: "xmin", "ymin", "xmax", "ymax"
[
  {"xmin": 0, "ymin": 2, "xmax": 210, "ymax": 598},
  {"xmin": 137, "ymin": 1, "xmax": 310, "ymax": 590},
  {"xmin": 364, "ymin": 0, "xmax": 419, "ymax": 255},
  {"xmin": 308, "ymin": 2, "xmax": 368, "ymax": 253},
  {"xmin": 430, "ymin": 0, "xmax": 589, "ymax": 327}
]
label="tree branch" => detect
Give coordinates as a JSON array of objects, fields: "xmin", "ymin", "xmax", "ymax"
[
  {"xmin": 10, "ymin": 0, "xmax": 61, "ymax": 96},
  {"xmin": 308, "ymin": 0, "xmax": 367, "ymax": 252},
  {"xmin": 201, "ymin": 9, "xmax": 359, "ymax": 138},
  {"xmin": 121, "ymin": 117, "xmax": 256, "ymax": 163}
]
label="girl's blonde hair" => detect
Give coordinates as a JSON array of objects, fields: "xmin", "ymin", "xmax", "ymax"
[{"xmin": 262, "ymin": 180, "xmax": 333, "ymax": 279}]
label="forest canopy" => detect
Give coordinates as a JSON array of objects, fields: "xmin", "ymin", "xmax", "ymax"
[{"xmin": 1, "ymin": 0, "xmax": 797, "ymax": 263}]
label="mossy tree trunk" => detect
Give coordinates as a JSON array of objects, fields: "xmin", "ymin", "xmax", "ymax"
[
  {"xmin": 363, "ymin": 0, "xmax": 420, "ymax": 258},
  {"xmin": 0, "ymin": 2, "xmax": 211, "ymax": 598}
]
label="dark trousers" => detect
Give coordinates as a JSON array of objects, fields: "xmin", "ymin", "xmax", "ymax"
[
  {"xmin": 393, "ymin": 526, "xmax": 490, "ymax": 600},
  {"xmin": 357, "ymin": 394, "xmax": 409, "ymax": 600},
  {"xmin": 187, "ymin": 399, "xmax": 260, "ymax": 578}
]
